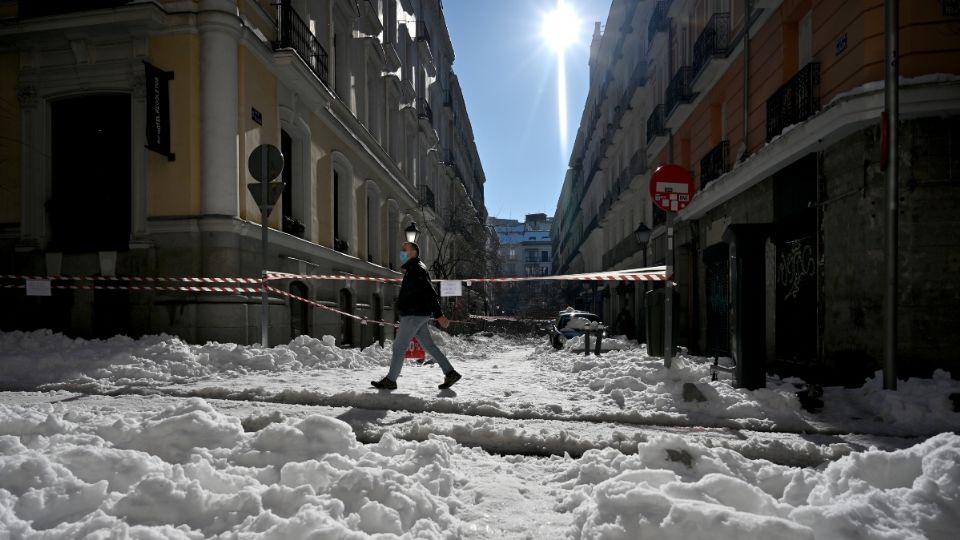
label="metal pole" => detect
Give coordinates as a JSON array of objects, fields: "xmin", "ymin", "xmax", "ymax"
[
  {"xmin": 664, "ymin": 213, "xmax": 674, "ymax": 368},
  {"xmin": 261, "ymin": 145, "xmax": 269, "ymax": 347},
  {"xmin": 883, "ymin": 0, "xmax": 898, "ymax": 390}
]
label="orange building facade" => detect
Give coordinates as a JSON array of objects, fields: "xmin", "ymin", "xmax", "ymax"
[{"xmin": 553, "ymin": 0, "xmax": 960, "ymax": 383}]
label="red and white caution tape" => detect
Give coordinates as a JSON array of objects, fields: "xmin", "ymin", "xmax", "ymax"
[
  {"xmin": 1, "ymin": 283, "xmax": 262, "ymax": 294},
  {"xmin": 1, "ymin": 274, "xmax": 262, "ymax": 284},
  {"xmin": 264, "ymin": 266, "xmax": 670, "ymax": 284}
]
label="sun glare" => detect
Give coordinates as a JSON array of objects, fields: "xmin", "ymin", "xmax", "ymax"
[{"xmin": 541, "ymin": 2, "xmax": 581, "ymax": 53}]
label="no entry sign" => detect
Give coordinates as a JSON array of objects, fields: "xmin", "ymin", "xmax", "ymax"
[{"xmin": 650, "ymin": 164, "xmax": 694, "ymax": 212}]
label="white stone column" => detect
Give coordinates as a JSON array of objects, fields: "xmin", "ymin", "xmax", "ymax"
[{"xmin": 198, "ymin": 0, "xmax": 241, "ymax": 217}]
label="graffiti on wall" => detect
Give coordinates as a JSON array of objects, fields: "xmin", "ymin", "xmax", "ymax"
[{"xmin": 777, "ymin": 237, "xmax": 816, "ymax": 301}]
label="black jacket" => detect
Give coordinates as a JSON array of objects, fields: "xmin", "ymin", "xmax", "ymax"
[{"xmin": 397, "ymin": 257, "xmax": 444, "ymax": 318}]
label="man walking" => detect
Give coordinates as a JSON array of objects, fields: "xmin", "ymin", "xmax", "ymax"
[{"xmin": 372, "ymin": 241, "xmax": 462, "ymax": 390}]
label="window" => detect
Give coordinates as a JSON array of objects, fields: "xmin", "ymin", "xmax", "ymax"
[
  {"xmin": 387, "ymin": 203, "xmax": 399, "ymax": 269},
  {"xmin": 280, "ymin": 130, "xmax": 304, "ymax": 237},
  {"xmin": 333, "ymin": 171, "xmax": 341, "ymax": 246},
  {"xmin": 541, "ymin": 251, "xmax": 549, "ymax": 262},
  {"xmin": 366, "ymin": 183, "xmax": 380, "ymax": 263},
  {"xmin": 290, "ymin": 281, "xmax": 309, "ymax": 338}
]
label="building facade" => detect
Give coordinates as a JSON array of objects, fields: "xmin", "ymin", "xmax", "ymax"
[
  {"xmin": 0, "ymin": 0, "xmax": 488, "ymax": 346},
  {"xmin": 554, "ymin": 0, "xmax": 960, "ymax": 383},
  {"xmin": 490, "ymin": 213, "xmax": 553, "ymax": 315}
]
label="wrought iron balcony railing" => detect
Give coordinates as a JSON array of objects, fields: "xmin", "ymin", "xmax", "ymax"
[
  {"xmin": 646, "ymin": 104, "xmax": 667, "ymax": 144},
  {"xmin": 647, "ymin": 0, "xmax": 671, "ymax": 47},
  {"xmin": 629, "ymin": 148, "xmax": 647, "ymax": 176},
  {"xmin": 692, "ymin": 12, "xmax": 731, "ymax": 78},
  {"xmin": 418, "ymin": 184, "xmax": 436, "ymax": 211},
  {"xmin": 417, "ymin": 98, "xmax": 433, "ymax": 124},
  {"xmin": 766, "ymin": 62, "xmax": 820, "ymax": 141},
  {"xmin": 416, "ymin": 21, "xmax": 431, "ymax": 45},
  {"xmin": 629, "ymin": 59, "xmax": 648, "ymax": 95},
  {"xmin": 665, "ymin": 66, "xmax": 695, "ymax": 116},
  {"xmin": 18, "ymin": 0, "xmax": 132, "ymax": 17},
  {"xmin": 273, "ymin": 2, "xmax": 329, "ymax": 86},
  {"xmin": 603, "ymin": 234, "xmax": 641, "ymax": 269},
  {"xmin": 699, "ymin": 140, "xmax": 729, "ymax": 189}
]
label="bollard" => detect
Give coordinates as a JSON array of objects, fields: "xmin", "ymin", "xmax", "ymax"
[
  {"xmin": 584, "ymin": 331, "xmax": 591, "ymax": 356},
  {"xmin": 594, "ymin": 329, "xmax": 603, "ymax": 356}
]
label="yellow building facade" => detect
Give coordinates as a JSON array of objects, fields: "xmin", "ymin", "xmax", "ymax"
[{"xmin": 0, "ymin": 0, "xmax": 487, "ymax": 345}]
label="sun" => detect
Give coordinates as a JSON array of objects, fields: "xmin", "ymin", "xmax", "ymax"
[{"xmin": 541, "ymin": 2, "xmax": 581, "ymax": 53}]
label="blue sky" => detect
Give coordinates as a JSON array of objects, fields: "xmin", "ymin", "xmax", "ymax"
[{"xmin": 443, "ymin": 0, "xmax": 612, "ymax": 221}]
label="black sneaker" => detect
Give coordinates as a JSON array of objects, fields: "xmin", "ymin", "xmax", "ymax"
[
  {"xmin": 371, "ymin": 377, "xmax": 397, "ymax": 390},
  {"xmin": 438, "ymin": 370, "xmax": 461, "ymax": 389}
]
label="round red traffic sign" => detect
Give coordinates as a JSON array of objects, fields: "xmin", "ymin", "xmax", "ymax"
[{"xmin": 649, "ymin": 164, "xmax": 694, "ymax": 212}]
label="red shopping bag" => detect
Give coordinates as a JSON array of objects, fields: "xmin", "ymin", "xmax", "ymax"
[{"xmin": 405, "ymin": 336, "xmax": 426, "ymax": 362}]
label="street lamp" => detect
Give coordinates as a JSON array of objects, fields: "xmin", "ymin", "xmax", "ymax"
[
  {"xmin": 634, "ymin": 223, "xmax": 651, "ymax": 246},
  {"xmin": 405, "ymin": 221, "xmax": 420, "ymax": 243}
]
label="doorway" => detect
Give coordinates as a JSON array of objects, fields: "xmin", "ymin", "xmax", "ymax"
[
  {"xmin": 49, "ymin": 94, "xmax": 131, "ymax": 252},
  {"xmin": 339, "ymin": 288, "xmax": 353, "ymax": 346}
]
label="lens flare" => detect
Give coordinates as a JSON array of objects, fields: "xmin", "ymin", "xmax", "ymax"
[{"xmin": 541, "ymin": 2, "xmax": 581, "ymax": 52}]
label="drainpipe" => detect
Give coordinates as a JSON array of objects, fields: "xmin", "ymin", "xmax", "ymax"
[
  {"xmin": 738, "ymin": 0, "xmax": 751, "ymax": 162},
  {"xmin": 883, "ymin": 0, "xmax": 899, "ymax": 390}
]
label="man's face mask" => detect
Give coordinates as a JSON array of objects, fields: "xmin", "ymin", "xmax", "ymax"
[{"xmin": 399, "ymin": 251, "xmax": 409, "ymax": 264}]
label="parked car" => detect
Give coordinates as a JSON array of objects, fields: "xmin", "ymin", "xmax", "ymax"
[{"xmin": 549, "ymin": 309, "xmax": 603, "ymax": 349}]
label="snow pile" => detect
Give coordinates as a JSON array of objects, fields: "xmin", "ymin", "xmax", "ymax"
[
  {"xmin": 563, "ymin": 334, "xmax": 631, "ymax": 353},
  {"xmin": 0, "ymin": 330, "xmax": 389, "ymax": 391},
  {"xmin": 557, "ymin": 433, "xmax": 960, "ymax": 540},
  {"xmin": 542, "ymin": 347, "xmax": 808, "ymax": 431},
  {"xmin": 0, "ymin": 398, "xmax": 464, "ymax": 538},
  {"xmin": 819, "ymin": 369, "xmax": 960, "ymax": 435}
]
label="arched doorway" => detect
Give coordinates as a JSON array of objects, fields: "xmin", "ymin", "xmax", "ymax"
[
  {"xmin": 289, "ymin": 281, "xmax": 309, "ymax": 339},
  {"xmin": 339, "ymin": 288, "xmax": 353, "ymax": 346}
]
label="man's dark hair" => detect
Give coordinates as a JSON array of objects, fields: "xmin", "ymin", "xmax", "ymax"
[{"xmin": 403, "ymin": 241, "xmax": 420, "ymax": 256}]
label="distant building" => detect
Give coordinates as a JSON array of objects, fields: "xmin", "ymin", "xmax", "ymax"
[
  {"xmin": 489, "ymin": 213, "xmax": 553, "ymax": 315},
  {"xmin": 492, "ymin": 213, "xmax": 553, "ymax": 277}
]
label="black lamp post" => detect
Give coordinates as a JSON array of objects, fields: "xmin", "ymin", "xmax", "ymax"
[
  {"xmin": 634, "ymin": 223, "xmax": 652, "ymax": 249},
  {"xmin": 405, "ymin": 221, "xmax": 420, "ymax": 243}
]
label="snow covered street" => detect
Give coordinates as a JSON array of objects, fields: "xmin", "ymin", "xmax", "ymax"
[{"xmin": 2, "ymin": 330, "xmax": 959, "ymax": 538}]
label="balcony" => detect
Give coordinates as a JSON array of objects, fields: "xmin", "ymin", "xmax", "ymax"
[
  {"xmin": 699, "ymin": 140, "xmax": 729, "ymax": 189},
  {"xmin": 358, "ymin": 0, "xmax": 383, "ymax": 36},
  {"xmin": 692, "ymin": 13, "xmax": 731, "ymax": 81},
  {"xmin": 665, "ymin": 66, "xmax": 695, "ymax": 117},
  {"xmin": 17, "ymin": 0, "xmax": 132, "ymax": 17},
  {"xmin": 647, "ymin": 0, "xmax": 671, "ymax": 47},
  {"xmin": 441, "ymin": 86, "xmax": 453, "ymax": 108},
  {"xmin": 766, "ymin": 62, "xmax": 820, "ymax": 141},
  {"xmin": 416, "ymin": 21, "xmax": 436, "ymax": 76},
  {"xmin": 629, "ymin": 148, "xmax": 647, "ymax": 176},
  {"xmin": 418, "ymin": 184, "xmax": 436, "ymax": 212},
  {"xmin": 417, "ymin": 98, "xmax": 433, "ymax": 124},
  {"xmin": 627, "ymin": 59, "xmax": 649, "ymax": 103},
  {"xmin": 273, "ymin": 2, "xmax": 329, "ymax": 86},
  {"xmin": 646, "ymin": 104, "xmax": 667, "ymax": 144},
  {"xmin": 603, "ymin": 234, "xmax": 641, "ymax": 269}
]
